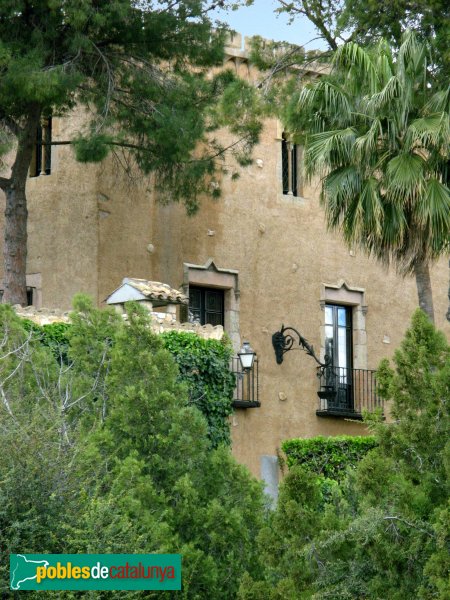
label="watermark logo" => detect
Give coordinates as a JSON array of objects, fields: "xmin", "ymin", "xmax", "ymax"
[{"xmin": 10, "ymin": 554, "xmax": 181, "ymax": 591}]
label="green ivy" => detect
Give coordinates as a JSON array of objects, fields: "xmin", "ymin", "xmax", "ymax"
[
  {"xmin": 161, "ymin": 331, "xmax": 236, "ymax": 449},
  {"xmin": 282, "ymin": 435, "xmax": 378, "ymax": 481}
]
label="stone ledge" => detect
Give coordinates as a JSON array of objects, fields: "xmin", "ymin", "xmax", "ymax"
[
  {"xmin": 12, "ymin": 306, "xmax": 224, "ymax": 341},
  {"xmin": 13, "ymin": 305, "xmax": 71, "ymax": 325}
]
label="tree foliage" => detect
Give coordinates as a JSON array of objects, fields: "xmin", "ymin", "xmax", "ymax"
[
  {"xmin": 20, "ymin": 318, "xmax": 236, "ymax": 447},
  {"xmin": 239, "ymin": 310, "xmax": 450, "ymax": 599},
  {"xmin": 0, "ymin": 299, "xmax": 266, "ymax": 598},
  {"xmin": 284, "ymin": 32, "xmax": 450, "ymax": 322},
  {"xmin": 273, "ymin": 0, "xmax": 449, "ymax": 74},
  {"xmin": 0, "ymin": 0, "xmax": 259, "ymax": 194},
  {"xmin": 0, "ymin": 0, "xmax": 262, "ymax": 304}
]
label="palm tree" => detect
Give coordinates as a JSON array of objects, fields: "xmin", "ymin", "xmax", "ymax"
[{"xmin": 285, "ymin": 32, "xmax": 450, "ymax": 322}]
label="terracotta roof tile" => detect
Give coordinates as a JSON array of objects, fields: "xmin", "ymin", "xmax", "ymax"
[{"xmin": 124, "ymin": 278, "xmax": 188, "ymax": 305}]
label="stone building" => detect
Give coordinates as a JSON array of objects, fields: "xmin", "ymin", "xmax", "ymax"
[{"xmin": 1, "ymin": 34, "xmax": 448, "ymax": 484}]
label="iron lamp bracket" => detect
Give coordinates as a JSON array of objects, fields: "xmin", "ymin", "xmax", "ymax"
[{"xmin": 272, "ymin": 325, "xmax": 330, "ymax": 367}]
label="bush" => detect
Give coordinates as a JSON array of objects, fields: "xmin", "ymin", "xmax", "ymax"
[
  {"xmin": 240, "ymin": 311, "xmax": 450, "ymax": 600},
  {"xmin": 22, "ymin": 319, "xmax": 71, "ymax": 362},
  {"xmin": 21, "ymin": 317, "xmax": 235, "ymax": 448},
  {"xmin": 282, "ymin": 434, "xmax": 378, "ymax": 481}
]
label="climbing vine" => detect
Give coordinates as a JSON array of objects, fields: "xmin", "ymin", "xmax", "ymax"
[{"xmin": 161, "ymin": 331, "xmax": 235, "ymax": 448}]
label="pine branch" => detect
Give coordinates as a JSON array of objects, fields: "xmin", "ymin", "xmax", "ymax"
[
  {"xmin": 383, "ymin": 516, "xmax": 436, "ymax": 539},
  {"xmin": 44, "ymin": 133, "xmax": 254, "ymax": 165},
  {"xmin": 277, "ymin": 0, "xmax": 339, "ymax": 50}
]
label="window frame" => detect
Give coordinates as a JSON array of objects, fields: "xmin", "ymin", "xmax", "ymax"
[{"xmin": 324, "ymin": 304, "xmax": 353, "ymax": 370}]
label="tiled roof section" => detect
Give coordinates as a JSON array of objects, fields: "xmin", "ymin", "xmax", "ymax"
[{"xmin": 124, "ymin": 278, "xmax": 188, "ymax": 305}]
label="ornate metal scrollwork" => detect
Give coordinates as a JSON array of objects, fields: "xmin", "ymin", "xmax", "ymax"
[{"xmin": 272, "ymin": 325, "xmax": 331, "ymax": 367}]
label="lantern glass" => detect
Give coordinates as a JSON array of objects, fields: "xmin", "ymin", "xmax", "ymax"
[{"xmin": 238, "ymin": 341, "xmax": 255, "ymax": 370}]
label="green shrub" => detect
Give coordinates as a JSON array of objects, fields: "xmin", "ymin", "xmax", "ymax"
[
  {"xmin": 0, "ymin": 301, "xmax": 265, "ymax": 599},
  {"xmin": 282, "ymin": 434, "xmax": 378, "ymax": 481},
  {"xmin": 242, "ymin": 312, "xmax": 450, "ymax": 600},
  {"xmin": 20, "ymin": 319, "xmax": 235, "ymax": 448}
]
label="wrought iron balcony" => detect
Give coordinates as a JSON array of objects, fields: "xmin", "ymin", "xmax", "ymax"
[
  {"xmin": 316, "ymin": 365, "xmax": 382, "ymax": 419},
  {"xmin": 231, "ymin": 356, "xmax": 260, "ymax": 408}
]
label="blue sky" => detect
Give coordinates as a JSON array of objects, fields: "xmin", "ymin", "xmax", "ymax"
[{"xmin": 211, "ymin": 0, "xmax": 327, "ymax": 50}]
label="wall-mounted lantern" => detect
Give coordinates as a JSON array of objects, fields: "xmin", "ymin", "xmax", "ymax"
[
  {"xmin": 233, "ymin": 341, "xmax": 259, "ymax": 408},
  {"xmin": 238, "ymin": 341, "xmax": 256, "ymax": 371},
  {"xmin": 272, "ymin": 324, "xmax": 336, "ymax": 410}
]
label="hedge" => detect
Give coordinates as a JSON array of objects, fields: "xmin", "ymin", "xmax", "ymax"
[
  {"xmin": 282, "ymin": 435, "xmax": 378, "ymax": 481},
  {"xmin": 22, "ymin": 320, "xmax": 71, "ymax": 362}
]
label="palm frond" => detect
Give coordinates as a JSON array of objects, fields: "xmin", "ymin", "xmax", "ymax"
[
  {"xmin": 424, "ymin": 89, "xmax": 450, "ymax": 114},
  {"xmin": 414, "ymin": 179, "xmax": 450, "ymax": 248},
  {"xmin": 398, "ymin": 30, "xmax": 427, "ymax": 85},
  {"xmin": 367, "ymin": 76, "xmax": 402, "ymax": 114},
  {"xmin": 295, "ymin": 80, "xmax": 352, "ymax": 129},
  {"xmin": 305, "ymin": 128, "xmax": 357, "ymax": 178},
  {"xmin": 322, "ymin": 166, "xmax": 362, "ymax": 223},
  {"xmin": 368, "ymin": 201, "xmax": 408, "ymax": 266},
  {"xmin": 356, "ymin": 177, "xmax": 384, "ymax": 240},
  {"xmin": 321, "ymin": 81, "xmax": 352, "ymax": 124},
  {"xmin": 405, "ymin": 113, "xmax": 450, "ymax": 151},
  {"xmin": 385, "ymin": 153, "xmax": 425, "ymax": 204},
  {"xmin": 333, "ymin": 43, "xmax": 378, "ymax": 94},
  {"xmin": 354, "ymin": 119, "xmax": 383, "ymax": 166},
  {"xmin": 374, "ymin": 42, "xmax": 394, "ymax": 87}
]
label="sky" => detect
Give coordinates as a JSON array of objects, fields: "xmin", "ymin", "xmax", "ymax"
[{"xmin": 211, "ymin": 0, "xmax": 327, "ymax": 50}]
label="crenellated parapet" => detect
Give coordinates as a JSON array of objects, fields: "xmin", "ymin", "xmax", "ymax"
[{"xmin": 224, "ymin": 32, "xmax": 329, "ymax": 77}]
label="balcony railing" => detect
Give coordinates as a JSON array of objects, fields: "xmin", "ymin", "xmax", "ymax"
[
  {"xmin": 316, "ymin": 365, "xmax": 382, "ymax": 419},
  {"xmin": 231, "ymin": 356, "xmax": 260, "ymax": 408}
]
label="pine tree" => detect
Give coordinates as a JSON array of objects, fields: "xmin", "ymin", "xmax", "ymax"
[{"xmin": 0, "ymin": 1, "xmax": 261, "ymax": 304}]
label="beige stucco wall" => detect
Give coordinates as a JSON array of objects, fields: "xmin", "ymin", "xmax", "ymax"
[
  {"xmin": 148, "ymin": 115, "xmax": 449, "ymax": 476},
  {"xmin": 0, "ymin": 40, "xmax": 448, "ymax": 479},
  {"xmin": 95, "ymin": 160, "xmax": 155, "ymax": 306}
]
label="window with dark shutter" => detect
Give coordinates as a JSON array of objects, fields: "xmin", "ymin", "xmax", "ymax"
[{"xmin": 189, "ymin": 287, "xmax": 224, "ymax": 326}]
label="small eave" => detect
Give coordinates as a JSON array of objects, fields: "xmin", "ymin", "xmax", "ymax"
[{"xmin": 105, "ymin": 278, "xmax": 188, "ymax": 307}]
